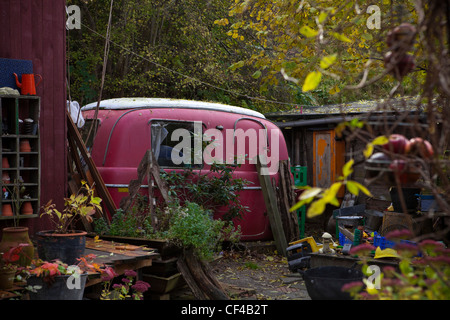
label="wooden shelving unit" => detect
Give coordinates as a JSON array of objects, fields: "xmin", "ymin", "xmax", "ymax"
[{"xmin": 1, "ymin": 95, "xmax": 40, "ymax": 220}]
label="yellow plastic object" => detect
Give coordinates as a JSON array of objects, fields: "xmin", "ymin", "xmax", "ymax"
[
  {"xmin": 374, "ymin": 247, "xmax": 399, "ymax": 259},
  {"xmin": 289, "ymin": 237, "xmax": 320, "ymax": 253}
]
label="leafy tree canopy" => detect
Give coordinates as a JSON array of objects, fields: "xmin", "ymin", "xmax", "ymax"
[{"xmin": 217, "ymin": 0, "xmax": 426, "ymax": 111}]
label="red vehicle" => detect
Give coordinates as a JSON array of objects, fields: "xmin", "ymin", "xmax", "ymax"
[{"xmin": 81, "ymin": 98, "xmax": 290, "ymax": 241}]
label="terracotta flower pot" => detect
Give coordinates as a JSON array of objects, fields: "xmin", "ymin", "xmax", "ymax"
[
  {"xmin": 0, "ymin": 266, "xmax": 17, "ymax": 290},
  {"xmin": 2, "ymin": 157, "xmax": 9, "ymax": 168},
  {"xmin": 19, "ymin": 139, "xmax": 31, "ymax": 152},
  {"xmin": 0, "ymin": 227, "xmax": 34, "ymax": 266},
  {"xmin": 1, "ymin": 204, "xmax": 13, "ymax": 216},
  {"xmin": 2, "ymin": 172, "xmax": 10, "ymax": 184},
  {"xmin": 21, "ymin": 201, "xmax": 33, "ymax": 215}
]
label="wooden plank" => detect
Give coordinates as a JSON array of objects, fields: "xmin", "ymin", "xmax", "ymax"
[
  {"xmin": 66, "ymin": 133, "xmax": 100, "ymax": 230},
  {"xmin": 67, "ymin": 132, "xmax": 89, "ymax": 183},
  {"xmin": 67, "ymin": 110, "xmax": 115, "ymax": 222},
  {"xmin": 278, "ymin": 160, "xmax": 299, "ymax": 242},
  {"xmin": 84, "ymin": 238, "xmax": 159, "ymax": 288},
  {"xmin": 119, "ymin": 150, "xmax": 171, "ymax": 226},
  {"xmin": 147, "ymin": 150, "xmax": 156, "ymax": 227},
  {"xmin": 149, "ymin": 151, "xmax": 171, "ymax": 203},
  {"xmin": 85, "ymin": 238, "xmax": 158, "ymax": 261},
  {"xmin": 119, "ymin": 150, "xmax": 153, "ymax": 212},
  {"xmin": 256, "ymin": 155, "xmax": 287, "ymax": 256}
]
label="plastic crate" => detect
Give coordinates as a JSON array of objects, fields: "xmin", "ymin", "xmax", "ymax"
[
  {"xmin": 373, "ymin": 234, "xmax": 396, "ymax": 249},
  {"xmin": 418, "ymin": 195, "xmax": 440, "ymax": 212},
  {"xmin": 339, "ymin": 232, "xmax": 353, "ymax": 246},
  {"xmin": 291, "ymin": 166, "xmax": 307, "ymax": 238},
  {"xmin": 291, "ymin": 166, "xmax": 307, "ymax": 187}
]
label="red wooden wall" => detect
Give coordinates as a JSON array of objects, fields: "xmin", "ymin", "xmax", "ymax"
[{"xmin": 0, "ymin": 0, "xmax": 67, "ymax": 234}]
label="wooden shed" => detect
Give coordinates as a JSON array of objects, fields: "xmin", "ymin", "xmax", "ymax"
[
  {"xmin": 0, "ymin": 0, "xmax": 67, "ymax": 234},
  {"xmin": 265, "ymin": 100, "xmax": 428, "ymax": 204}
]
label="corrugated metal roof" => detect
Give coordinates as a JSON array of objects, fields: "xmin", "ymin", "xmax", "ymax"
[{"xmin": 265, "ymin": 97, "xmax": 424, "ymax": 119}]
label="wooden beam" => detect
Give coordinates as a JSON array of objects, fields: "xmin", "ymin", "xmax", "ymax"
[
  {"xmin": 119, "ymin": 149, "xmax": 171, "ymax": 230},
  {"xmin": 256, "ymin": 155, "xmax": 288, "ymax": 256}
]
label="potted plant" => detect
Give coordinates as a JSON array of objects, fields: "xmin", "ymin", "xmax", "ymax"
[
  {"xmin": 24, "ymin": 254, "xmax": 102, "ymax": 300},
  {"xmin": 36, "ymin": 181, "xmax": 102, "ymax": 265},
  {"xmin": 0, "ymin": 179, "xmax": 35, "ymax": 267},
  {"xmin": 0, "ymin": 244, "xmax": 30, "ymax": 290}
]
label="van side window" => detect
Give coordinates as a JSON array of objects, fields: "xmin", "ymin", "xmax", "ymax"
[{"xmin": 151, "ymin": 120, "xmax": 202, "ymax": 168}]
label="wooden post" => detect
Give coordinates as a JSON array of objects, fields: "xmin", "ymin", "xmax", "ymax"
[
  {"xmin": 176, "ymin": 248, "xmax": 229, "ymax": 300},
  {"xmin": 119, "ymin": 149, "xmax": 171, "ymax": 225},
  {"xmin": 256, "ymin": 155, "xmax": 288, "ymax": 256}
]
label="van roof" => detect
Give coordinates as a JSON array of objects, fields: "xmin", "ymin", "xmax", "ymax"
[{"xmin": 82, "ymin": 98, "xmax": 265, "ymax": 119}]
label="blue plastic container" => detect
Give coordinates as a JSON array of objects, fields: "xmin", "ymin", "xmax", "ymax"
[
  {"xmin": 339, "ymin": 232, "xmax": 353, "ymax": 245},
  {"xmin": 373, "ymin": 234, "xmax": 395, "ymax": 249}
]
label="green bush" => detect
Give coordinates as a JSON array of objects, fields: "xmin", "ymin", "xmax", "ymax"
[
  {"xmin": 166, "ymin": 202, "xmax": 240, "ymax": 260},
  {"xmin": 94, "ymin": 199, "xmax": 240, "ymax": 261},
  {"xmin": 161, "ymin": 163, "xmax": 250, "ymax": 221}
]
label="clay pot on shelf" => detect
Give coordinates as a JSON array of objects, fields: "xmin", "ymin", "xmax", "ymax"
[
  {"xmin": 2, "ymin": 157, "xmax": 9, "ymax": 168},
  {"xmin": 2, "ymin": 172, "xmax": 10, "ymax": 184},
  {"xmin": 19, "ymin": 139, "xmax": 31, "ymax": 152},
  {"xmin": 21, "ymin": 201, "xmax": 34, "ymax": 215},
  {"xmin": 1, "ymin": 204, "xmax": 13, "ymax": 217}
]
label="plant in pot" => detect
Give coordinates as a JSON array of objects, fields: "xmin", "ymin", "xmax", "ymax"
[
  {"xmin": 36, "ymin": 181, "xmax": 102, "ymax": 265},
  {"xmin": 0, "ymin": 179, "xmax": 35, "ymax": 267},
  {"xmin": 0, "ymin": 244, "xmax": 30, "ymax": 290},
  {"xmin": 23, "ymin": 254, "xmax": 102, "ymax": 300}
]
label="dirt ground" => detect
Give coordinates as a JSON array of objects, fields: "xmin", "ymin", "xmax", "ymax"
[
  {"xmin": 210, "ymin": 243, "xmax": 311, "ymax": 300},
  {"xmin": 171, "ymin": 220, "xmax": 327, "ymax": 300},
  {"xmin": 170, "ymin": 242, "xmax": 311, "ymax": 300}
]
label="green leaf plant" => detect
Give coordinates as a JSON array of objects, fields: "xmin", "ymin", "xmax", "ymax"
[
  {"xmin": 343, "ymin": 230, "xmax": 450, "ymax": 300},
  {"xmin": 40, "ymin": 181, "xmax": 103, "ymax": 234}
]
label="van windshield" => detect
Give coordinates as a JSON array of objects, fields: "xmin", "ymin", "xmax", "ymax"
[{"xmin": 151, "ymin": 120, "xmax": 202, "ymax": 168}]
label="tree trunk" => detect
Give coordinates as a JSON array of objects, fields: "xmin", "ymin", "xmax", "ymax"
[{"xmin": 177, "ymin": 248, "xmax": 229, "ymax": 300}]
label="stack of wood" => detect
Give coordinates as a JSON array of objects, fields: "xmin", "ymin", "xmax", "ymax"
[
  {"xmin": 257, "ymin": 156, "xmax": 299, "ymax": 256},
  {"xmin": 275, "ymin": 160, "xmax": 300, "ymax": 243}
]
